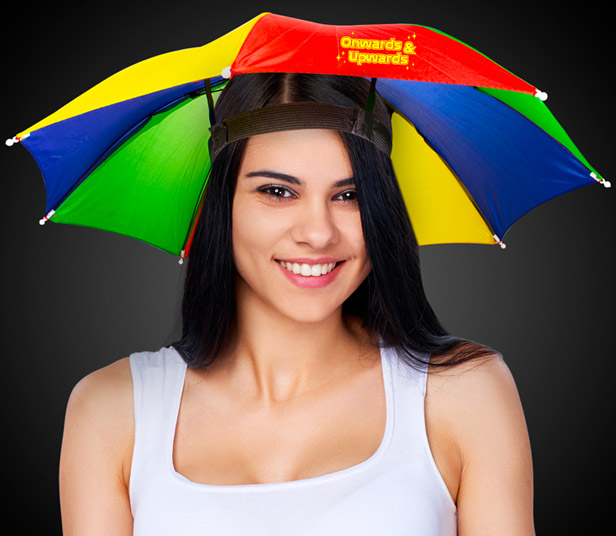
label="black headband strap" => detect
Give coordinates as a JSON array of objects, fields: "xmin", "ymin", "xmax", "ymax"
[
  {"xmin": 208, "ymin": 102, "xmax": 392, "ymax": 162},
  {"xmin": 204, "ymin": 78, "xmax": 216, "ymax": 126}
]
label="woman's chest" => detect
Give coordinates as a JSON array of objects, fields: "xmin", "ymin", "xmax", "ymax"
[{"xmin": 172, "ymin": 363, "xmax": 386, "ymax": 486}]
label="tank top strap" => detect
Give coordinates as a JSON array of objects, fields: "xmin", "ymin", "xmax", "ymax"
[
  {"xmin": 381, "ymin": 344, "xmax": 429, "ymax": 402},
  {"xmin": 381, "ymin": 345, "xmax": 430, "ymax": 451},
  {"xmin": 129, "ymin": 346, "xmax": 187, "ymax": 509},
  {"xmin": 381, "ymin": 346, "xmax": 455, "ymax": 515}
]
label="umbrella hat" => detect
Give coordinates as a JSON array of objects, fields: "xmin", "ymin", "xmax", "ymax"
[{"xmin": 8, "ymin": 12, "xmax": 607, "ymax": 260}]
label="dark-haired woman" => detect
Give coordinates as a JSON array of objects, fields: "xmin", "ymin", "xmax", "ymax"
[{"xmin": 59, "ymin": 74, "xmax": 535, "ymax": 535}]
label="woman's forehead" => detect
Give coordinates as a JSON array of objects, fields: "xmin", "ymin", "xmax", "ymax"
[{"xmin": 239, "ymin": 129, "xmax": 353, "ymax": 181}]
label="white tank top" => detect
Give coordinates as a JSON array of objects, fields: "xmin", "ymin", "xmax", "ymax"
[{"xmin": 129, "ymin": 345, "xmax": 457, "ymax": 535}]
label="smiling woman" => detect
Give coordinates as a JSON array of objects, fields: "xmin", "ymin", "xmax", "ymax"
[{"xmin": 59, "ymin": 73, "xmax": 535, "ymax": 535}]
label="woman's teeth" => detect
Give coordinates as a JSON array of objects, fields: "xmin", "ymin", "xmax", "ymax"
[{"xmin": 278, "ymin": 261, "xmax": 338, "ymax": 277}]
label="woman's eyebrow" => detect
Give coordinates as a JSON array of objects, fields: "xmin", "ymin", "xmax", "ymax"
[
  {"xmin": 332, "ymin": 177, "xmax": 356, "ymax": 188},
  {"xmin": 244, "ymin": 170, "xmax": 355, "ymax": 188},
  {"xmin": 244, "ymin": 170, "xmax": 302, "ymax": 185}
]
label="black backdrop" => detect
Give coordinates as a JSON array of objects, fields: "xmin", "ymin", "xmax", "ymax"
[{"xmin": 3, "ymin": 1, "xmax": 614, "ymax": 533}]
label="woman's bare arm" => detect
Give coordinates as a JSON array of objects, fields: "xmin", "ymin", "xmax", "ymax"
[
  {"xmin": 427, "ymin": 355, "xmax": 535, "ymax": 535},
  {"xmin": 59, "ymin": 358, "xmax": 134, "ymax": 535}
]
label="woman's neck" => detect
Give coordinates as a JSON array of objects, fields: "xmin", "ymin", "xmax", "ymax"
[{"xmin": 215, "ymin": 281, "xmax": 373, "ymax": 404}]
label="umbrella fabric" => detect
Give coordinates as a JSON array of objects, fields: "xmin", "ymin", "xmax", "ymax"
[{"xmin": 11, "ymin": 13, "xmax": 604, "ymax": 259}]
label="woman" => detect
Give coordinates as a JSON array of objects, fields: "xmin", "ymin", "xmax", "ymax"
[{"xmin": 59, "ymin": 73, "xmax": 534, "ymax": 534}]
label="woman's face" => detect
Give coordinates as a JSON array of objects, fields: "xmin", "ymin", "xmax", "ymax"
[{"xmin": 232, "ymin": 128, "xmax": 371, "ymax": 324}]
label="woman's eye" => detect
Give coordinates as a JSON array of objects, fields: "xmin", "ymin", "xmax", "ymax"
[
  {"xmin": 257, "ymin": 185, "xmax": 295, "ymax": 199},
  {"xmin": 334, "ymin": 190, "xmax": 358, "ymax": 202}
]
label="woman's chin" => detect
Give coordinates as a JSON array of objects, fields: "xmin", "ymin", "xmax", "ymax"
[{"xmin": 268, "ymin": 298, "xmax": 345, "ymax": 327}]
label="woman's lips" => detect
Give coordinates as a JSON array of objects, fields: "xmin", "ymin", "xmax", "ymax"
[{"xmin": 275, "ymin": 259, "xmax": 343, "ymax": 288}]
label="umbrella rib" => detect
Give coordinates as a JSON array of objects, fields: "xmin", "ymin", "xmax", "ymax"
[
  {"xmin": 178, "ymin": 80, "xmax": 228, "ymax": 259},
  {"xmin": 180, "ymin": 166, "xmax": 211, "ymax": 260}
]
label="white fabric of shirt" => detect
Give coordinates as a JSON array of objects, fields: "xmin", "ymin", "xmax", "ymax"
[{"xmin": 129, "ymin": 345, "xmax": 457, "ymax": 535}]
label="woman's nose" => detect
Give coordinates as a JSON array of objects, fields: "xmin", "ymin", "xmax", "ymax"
[{"xmin": 290, "ymin": 200, "xmax": 339, "ymax": 249}]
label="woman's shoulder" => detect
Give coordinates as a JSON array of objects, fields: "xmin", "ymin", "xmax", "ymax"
[
  {"xmin": 67, "ymin": 357, "xmax": 134, "ymax": 416},
  {"xmin": 425, "ymin": 351, "xmax": 533, "ymax": 509},
  {"xmin": 64, "ymin": 357, "xmax": 135, "ymax": 457},
  {"xmin": 64, "ymin": 358, "xmax": 134, "ymax": 448},
  {"xmin": 67, "ymin": 346, "xmax": 180, "ymax": 405},
  {"xmin": 424, "ymin": 338, "xmax": 519, "ymax": 415},
  {"xmin": 428, "ymin": 351, "xmax": 517, "ymax": 398},
  {"xmin": 426, "ymin": 352, "xmax": 526, "ymax": 444},
  {"xmin": 65, "ymin": 346, "xmax": 183, "ymax": 430}
]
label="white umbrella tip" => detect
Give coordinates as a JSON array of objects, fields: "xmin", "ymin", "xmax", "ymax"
[
  {"xmin": 39, "ymin": 210, "xmax": 55, "ymax": 225},
  {"xmin": 5, "ymin": 137, "xmax": 18, "ymax": 147},
  {"xmin": 535, "ymin": 89, "xmax": 548, "ymax": 101},
  {"xmin": 493, "ymin": 234, "xmax": 507, "ymax": 249},
  {"xmin": 591, "ymin": 172, "xmax": 611, "ymax": 188},
  {"xmin": 222, "ymin": 66, "xmax": 232, "ymax": 79}
]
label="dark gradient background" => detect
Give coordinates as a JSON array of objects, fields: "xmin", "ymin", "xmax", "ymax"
[{"xmin": 3, "ymin": 1, "xmax": 613, "ymax": 533}]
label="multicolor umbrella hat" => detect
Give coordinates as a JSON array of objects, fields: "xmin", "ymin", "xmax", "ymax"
[{"xmin": 7, "ymin": 12, "xmax": 607, "ymax": 261}]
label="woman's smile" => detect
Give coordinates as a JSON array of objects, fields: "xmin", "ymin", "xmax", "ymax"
[
  {"xmin": 275, "ymin": 259, "xmax": 344, "ymax": 288},
  {"xmin": 276, "ymin": 260, "xmax": 338, "ymax": 277}
]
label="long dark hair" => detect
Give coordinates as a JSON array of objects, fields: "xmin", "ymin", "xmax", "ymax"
[{"xmin": 174, "ymin": 73, "xmax": 496, "ymax": 369}]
